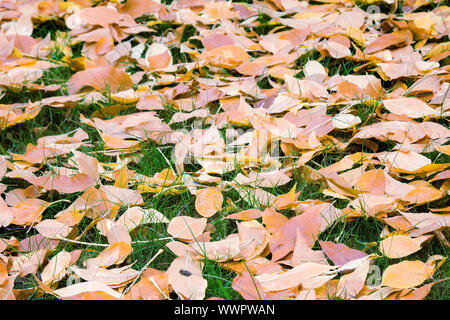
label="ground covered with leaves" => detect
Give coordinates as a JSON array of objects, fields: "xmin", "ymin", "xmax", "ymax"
[{"xmin": 0, "ymin": 0, "xmax": 449, "ymax": 300}]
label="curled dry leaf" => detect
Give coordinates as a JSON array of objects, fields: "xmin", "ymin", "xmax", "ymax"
[
  {"xmin": 0, "ymin": 258, "xmax": 8, "ymax": 286},
  {"xmin": 198, "ymin": 45, "xmax": 250, "ymax": 68},
  {"xmin": 0, "ymin": 274, "xmax": 17, "ymax": 300},
  {"xmin": 383, "ymin": 98, "xmax": 438, "ymax": 118},
  {"xmin": 255, "ymin": 262, "xmax": 336, "ymax": 292},
  {"xmin": 232, "ymin": 271, "xmax": 265, "ymax": 300},
  {"xmin": 68, "ymin": 66, "xmax": 133, "ymax": 94},
  {"xmin": 101, "ymin": 185, "xmax": 144, "ymax": 207},
  {"xmin": 332, "ymin": 113, "xmax": 361, "ymax": 129},
  {"xmin": 396, "ymin": 282, "xmax": 439, "ymax": 300},
  {"xmin": 19, "ymin": 234, "xmax": 59, "ymax": 252},
  {"xmin": 145, "ymin": 43, "xmax": 173, "ymax": 71},
  {"xmin": 269, "ymin": 205, "xmax": 322, "ymax": 262},
  {"xmin": 236, "ymin": 187, "xmax": 277, "ymax": 207},
  {"xmin": 291, "ymin": 229, "xmax": 328, "ymax": 266},
  {"xmin": 10, "ymin": 199, "xmax": 48, "ymax": 226},
  {"xmin": 319, "ymin": 241, "xmax": 368, "ymax": 266},
  {"xmin": 166, "ymin": 241, "xmax": 201, "ymax": 258},
  {"xmin": 262, "ymin": 208, "xmax": 289, "ymax": 234},
  {"xmin": 106, "ymin": 225, "xmax": 132, "ymax": 245},
  {"xmin": 365, "ymin": 29, "xmax": 413, "ymax": 54},
  {"xmin": 71, "ymin": 266, "xmax": 139, "ymax": 288},
  {"xmin": 336, "ymin": 257, "xmax": 371, "ymax": 299},
  {"xmin": 10, "ymin": 249, "xmax": 49, "ymax": 277},
  {"xmin": 18, "ymin": 173, "xmax": 97, "ymax": 194},
  {"xmin": 71, "ymin": 151, "xmax": 99, "ymax": 182},
  {"xmin": 271, "ymin": 184, "xmax": 299, "ymax": 210},
  {"xmin": 224, "ymin": 209, "xmax": 263, "ymax": 221}
]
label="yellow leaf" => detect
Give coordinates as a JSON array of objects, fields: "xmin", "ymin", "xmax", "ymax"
[
  {"xmin": 381, "ymin": 261, "xmax": 434, "ymax": 289},
  {"xmin": 195, "ymin": 188, "xmax": 223, "ymax": 218},
  {"xmin": 346, "ymin": 26, "xmax": 365, "ymax": 46}
]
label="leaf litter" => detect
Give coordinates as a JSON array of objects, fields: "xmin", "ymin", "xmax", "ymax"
[{"xmin": 0, "ymin": 0, "xmax": 449, "ymax": 301}]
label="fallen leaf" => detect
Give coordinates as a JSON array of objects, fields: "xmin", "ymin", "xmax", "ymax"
[
  {"xmin": 195, "ymin": 188, "xmax": 223, "ymax": 218},
  {"xmin": 319, "ymin": 241, "xmax": 368, "ymax": 266},
  {"xmin": 190, "ymin": 234, "xmax": 241, "ymax": 262},
  {"xmin": 167, "ymin": 216, "xmax": 207, "ymax": 241},
  {"xmin": 238, "ymin": 220, "xmax": 269, "ymax": 260},
  {"xmin": 383, "ymin": 98, "xmax": 438, "ymax": 118},
  {"xmin": 68, "ymin": 67, "xmax": 132, "ymax": 94},
  {"xmin": 41, "ymin": 250, "xmax": 72, "ymax": 286},
  {"xmin": 116, "ymin": 207, "xmax": 168, "ymax": 232},
  {"xmin": 71, "ymin": 265, "xmax": 139, "ymax": 288},
  {"xmin": 35, "ymin": 219, "xmax": 72, "ymax": 239},
  {"xmin": 86, "ymin": 242, "xmax": 132, "ymax": 269},
  {"xmin": 381, "ymin": 260, "xmax": 434, "ymax": 289},
  {"xmin": 232, "ymin": 271, "xmax": 265, "ymax": 300},
  {"xmin": 168, "ymin": 255, "xmax": 207, "ymax": 300},
  {"xmin": 379, "ymin": 235, "xmax": 426, "ymax": 258},
  {"xmin": 255, "ymin": 262, "xmax": 336, "ymax": 292}
]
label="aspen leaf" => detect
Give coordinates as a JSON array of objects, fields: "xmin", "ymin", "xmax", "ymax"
[
  {"xmin": 380, "ymin": 235, "xmax": 424, "ymax": 259},
  {"xmin": 85, "ymin": 242, "xmax": 132, "ymax": 269},
  {"xmin": 195, "ymin": 188, "xmax": 223, "ymax": 218},
  {"xmin": 381, "ymin": 261, "xmax": 434, "ymax": 289},
  {"xmin": 35, "ymin": 219, "xmax": 72, "ymax": 239},
  {"xmin": 116, "ymin": 207, "xmax": 168, "ymax": 232},
  {"xmin": 41, "ymin": 250, "xmax": 72, "ymax": 286},
  {"xmin": 68, "ymin": 67, "xmax": 132, "ymax": 94},
  {"xmin": 1, "ymin": 0, "xmax": 449, "ymax": 301},
  {"xmin": 168, "ymin": 255, "xmax": 207, "ymax": 300},
  {"xmin": 167, "ymin": 216, "xmax": 207, "ymax": 241},
  {"xmin": 53, "ymin": 281, "xmax": 122, "ymax": 299},
  {"xmin": 383, "ymin": 98, "xmax": 438, "ymax": 118}
]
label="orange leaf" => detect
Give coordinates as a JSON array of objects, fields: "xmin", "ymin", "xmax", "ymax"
[
  {"xmin": 379, "ymin": 235, "xmax": 426, "ymax": 259},
  {"xmin": 195, "ymin": 188, "xmax": 223, "ymax": 218},
  {"xmin": 68, "ymin": 66, "xmax": 132, "ymax": 94},
  {"xmin": 167, "ymin": 216, "xmax": 207, "ymax": 241},
  {"xmin": 167, "ymin": 255, "xmax": 207, "ymax": 300}
]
